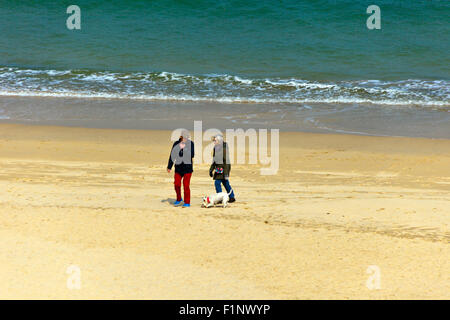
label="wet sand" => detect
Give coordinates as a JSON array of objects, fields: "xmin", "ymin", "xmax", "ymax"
[{"xmin": 1, "ymin": 96, "xmax": 449, "ymax": 138}]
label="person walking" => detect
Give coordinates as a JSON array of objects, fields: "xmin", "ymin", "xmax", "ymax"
[
  {"xmin": 209, "ymin": 134, "xmax": 236, "ymax": 203},
  {"xmin": 167, "ymin": 130, "xmax": 194, "ymax": 208}
]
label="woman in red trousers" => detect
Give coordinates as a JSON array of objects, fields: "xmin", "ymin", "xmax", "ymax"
[{"xmin": 167, "ymin": 130, "xmax": 194, "ymax": 208}]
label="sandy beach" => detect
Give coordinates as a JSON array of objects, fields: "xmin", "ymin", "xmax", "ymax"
[{"xmin": 0, "ymin": 123, "xmax": 449, "ymax": 299}]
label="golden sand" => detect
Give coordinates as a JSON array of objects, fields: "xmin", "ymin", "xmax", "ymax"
[{"xmin": 0, "ymin": 123, "xmax": 449, "ymax": 299}]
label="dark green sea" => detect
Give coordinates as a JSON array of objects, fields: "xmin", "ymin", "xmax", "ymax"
[{"xmin": 0, "ymin": 0, "xmax": 448, "ymax": 137}]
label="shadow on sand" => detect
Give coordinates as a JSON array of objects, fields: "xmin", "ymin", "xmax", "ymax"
[{"xmin": 161, "ymin": 198, "xmax": 177, "ymax": 205}]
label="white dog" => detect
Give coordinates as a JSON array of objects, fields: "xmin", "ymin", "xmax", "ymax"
[{"xmin": 202, "ymin": 189, "xmax": 233, "ymax": 208}]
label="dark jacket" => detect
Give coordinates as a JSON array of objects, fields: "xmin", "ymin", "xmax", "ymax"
[
  {"xmin": 167, "ymin": 139, "xmax": 194, "ymax": 175},
  {"xmin": 209, "ymin": 142, "xmax": 231, "ymax": 180}
]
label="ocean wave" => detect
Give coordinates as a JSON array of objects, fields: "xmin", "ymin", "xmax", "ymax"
[
  {"xmin": 1, "ymin": 89, "xmax": 448, "ymax": 107},
  {"xmin": 0, "ymin": 67, "xmax": 448, "ymax": 107}
]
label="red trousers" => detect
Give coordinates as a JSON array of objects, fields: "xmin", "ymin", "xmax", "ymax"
[{"xmin": 174, "ymin": 173, "xmax": 192, "ymax": 204}]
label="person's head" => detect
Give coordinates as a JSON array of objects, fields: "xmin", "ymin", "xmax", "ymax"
[
  {"xmin": 179, "ymin": 129, "xmax": 190, "ymax": 142},
  {"xmin": 213, "ymin": 134, "xmax": 224, "ymax": 145}
]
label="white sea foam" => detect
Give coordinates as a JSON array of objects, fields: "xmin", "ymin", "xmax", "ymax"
[
  {"xmin": 0, "ymin": 67, "xmax": 448, "ymax": 107},
  {"xmin": 0, "ymin": 89, "xmax": 448, "ymax": 107}
]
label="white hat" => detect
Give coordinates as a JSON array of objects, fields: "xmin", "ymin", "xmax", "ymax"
[
  {"xmin": 180, "ymin": 129, "xmax": 190, "ymax": 139},
  {"xmin": 213, "ymin": 134, "xmax": 223, "ymax": 142}
]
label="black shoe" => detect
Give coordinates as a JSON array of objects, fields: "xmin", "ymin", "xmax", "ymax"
[{"xmin": 228, "ymin": 197, "xmax": 236, "ymax": 203}]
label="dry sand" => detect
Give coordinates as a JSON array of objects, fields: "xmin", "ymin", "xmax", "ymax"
[{"xmin": 0, "ymin": 123, "xmax": 448, "ymax": 299}]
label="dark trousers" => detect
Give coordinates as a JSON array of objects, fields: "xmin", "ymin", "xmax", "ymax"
[{"xmin": 214, "ymin": 179, "xmax": 235, "ymax": 198}]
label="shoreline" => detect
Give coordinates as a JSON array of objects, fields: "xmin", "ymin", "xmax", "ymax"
[{"xmin": 0, "ymin": 96, "xmax": 449, "ymax": 139}]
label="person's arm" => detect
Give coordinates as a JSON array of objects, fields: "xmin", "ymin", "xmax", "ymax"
[
  {"xmin": 209, "ymin": 145, "xmax": 215, "ymax": 177},
  {"xmin": 225, "ymin": 142, "xmax": 231, "ymax": 176},
  {"xmin": 167, "ymin": 142, "xmax": 176, "ymax": 172},
  {"xmin": 209, "ymin": 162, "xmax": 215, "ymax": 177},
  {"xmin": 224, "ymin": 142, "xmax": 230, "ymax": 165}
]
